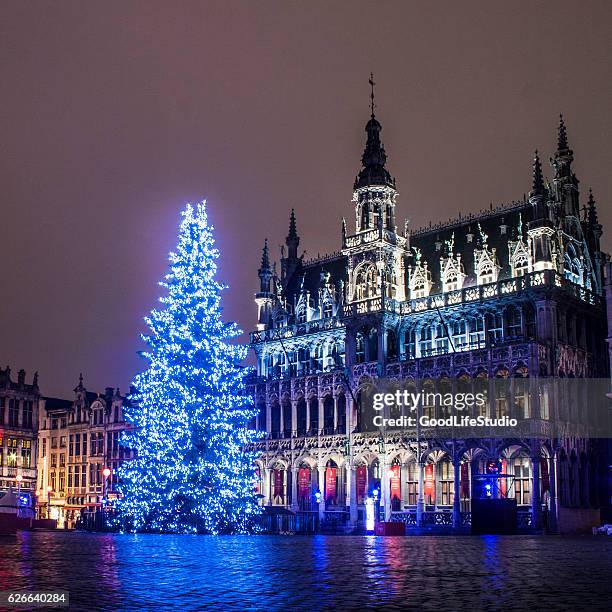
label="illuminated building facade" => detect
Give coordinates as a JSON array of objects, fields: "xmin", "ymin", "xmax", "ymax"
[
  {"xmin": 0, "ymin": 367, "xmax": 40, "ymax": 506},
  {"xmin": 247, "ymin": 102, "xmax": 610, "ymax": 533},
  {"xmin": 37, "ymin": 375, "xmax": 132, "ymax": 528}
]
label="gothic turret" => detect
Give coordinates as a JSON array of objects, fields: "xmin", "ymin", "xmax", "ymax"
[
  {"xmin": 258, "ymin": 238, "xmax": 272, "ymax": 293},
  {"xmin": 255, "ymin": 238, "xmax": 275, "ymax": 331},
  {"xmin": 587, "ymin": 188, "xmax": 599, "ymax": 227},
  {"xmin": 286, "ymin": 208, "xmax": 299, "ymax": 260},
  {"xmin": 352, "ymin": 75, "xmax": 398, "ymax": 235},
  {"xmin": 531, "ymin": 150, "xmax": 544, "ymax": 196},
  {"xmin": 528, "ymin": 150, "xmax": 555, "ymax": 270},
  {"xmin": 354, "ymin": 77, "xmax": 395, "ymax": 191},
  {"xmin": 551, "ymin": 114, "xmax": 580, "ymax": 217},
  {"xmin": 281, "ymin": 208, "xmax": 302, "ymax": 284}
]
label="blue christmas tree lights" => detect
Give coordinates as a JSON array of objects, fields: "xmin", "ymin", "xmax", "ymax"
[{"xmin": 118, "ymin": 201, "xmax": 261, "ymax": 534}]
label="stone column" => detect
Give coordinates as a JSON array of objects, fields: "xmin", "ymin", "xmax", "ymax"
[
  {"xmin": 531, "ymin": 453, "xmax": 541, "ymax": 529},
  {"xmin": 291, "ymin": 400, "xmax": 298, "ymax": 438},
  {"xmin": 305, "ymin": 399, "xmax": 310, "ymax": 435},
  {"xmin": 452, "ymin": 456, "xmax": 461, "ymax": 528},
  {"xmin": 333, "ymin": 395, "xmax": 339, "ymax": 433},
  {"xmin": 381, "ymin": 457, "xmax": 391, "ymax": 521},
  {"xmin": 264, "ymin": 467, "xmax": 272, "ymax": 506},
  {"xmin": 548, "ymin": 453, "xmax": 559, "ymax": 533},
  {"xmin": 265, "ymin": 402, "xmax": 271, "ymax": 435},
  {"xmin": 416, "ymin": 459, "xmax": 425, "ymax": 526},
  {"xmin": 318, "ymin": 397, "xmax": 324, "ymax": 435},
  {"xmin": 279, "ymin": 403, "xmax": 285, "ymax": 437},
  {"xmin": 291, "ymin": 467, "xmax": 299, "ymax": 511},
  {"xmin": 317, "ymin": 466, "xmax": 326, "ymax": 521}
]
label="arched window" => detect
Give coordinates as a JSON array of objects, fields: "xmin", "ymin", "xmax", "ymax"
[
  {"xmin": 468, "ymin": 316, "xmax": 485, "ymax": 347},
  {"xmin": 296, "ymin": 398, "xmax": 307, "ymax": 435},
  {"xmin": 452, "ymin": 319, "xmax": 467, "ymax": 349},
  {"xmin": 354, "ymin": 264, "xmax": 377, "ymax": 300},
  {"xmin": 505, "ymin": 306, "xmax": 522, "ymax": 339},
  {"xmin": 270, "ymin": 403, "xmax": 281, "ymax": 437},
  {"xmin": 336, "ymin": 394, "xmax": 346, "ymax": 433},
  {"xmin": 512, "ymin": 454, "xmax": 532, "ymax": 506},
  {"xmin": 360, "ymin": 202, "xmax": 370, "ymax": 231},
  {"xmin": 513, "ymin": 253, "xmax": 529, "ymax": 277},
  {"xmin": 298, "ymin": 347, "xmax": 310, "ymax": 374},
  {"xmin": 480, "ymin": 263, "xmax": 496, "ymax": 285},
  {"xmin": 419, "ymin": 325, "xmax": 433, "ymax": 356},
  {"xmin": 323, "ymin": 300, "xmax": 333, "ymax": 319},
  {"xmin": 444, "ymin": 270, "xmax": 460, "ymax": 292},
  {"xmin": 257, "ymin": 401, "xmax": 266, "ymax": 431},
  {"xmin": 312, "ymin": 344, "xmax": 324, "ymax": 372},
  {"xmin": 438, "ymin": 457, "xmax": 454, "ymax": 506},
  {"xmin": 288, "ymin": 350, "xmax": 298, "ymax": 376},
  {"xmin": 386, "ymin": 329, "xmax": 398, "ymax": 361},
  {"xmin": 403, "ymin": 328, "xmax": 416, "ymax": 360},
  {"xmin": 355, "ymin": 333, "xmax": 365, "ymax": 364},
  {"xmin": 296, "ymin": 306, "xmax": 307, "ymax": 324},
  {"xmin": 487, "ymin": 312, "xmax": 503, "ymax": 345},
  {"xmin": 323, "ymin": 396, "xmax": 334, "ymax": 434},
  {"xmin": 368, "ymin": 328, "xmax": 378, "ymax": 361},
  {"xmin": 308, "ymin": 397, "xmax": 319, "ymax": 434},
  {"xmin": 328, "ymin": 341, "xmax": 345, "ymax": 370}
]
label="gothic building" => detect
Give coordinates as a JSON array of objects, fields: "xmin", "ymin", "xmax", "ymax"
[{"xmin": 247, "ymin": 103, "xmax": 610, "ymax": 533}]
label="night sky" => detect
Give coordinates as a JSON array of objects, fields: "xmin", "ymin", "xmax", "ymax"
[{"xmin": 2, "ymin": 1, "xmax": 612, "ymax": 398}]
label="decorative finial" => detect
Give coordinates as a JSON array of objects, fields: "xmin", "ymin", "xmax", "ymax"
[
  {"xmin": 558, "ymin": 113, "xmax": 568, "ymax": 152},
  {"xmin": 531, "ymin": 150, "xmax": 544, "ymax": 195},
  {"xmin": 288, "ymin": 209, "xmax": 297, "ymax": 240},
  {"xmin": 369, "ymin": 72, "xmax": 376, "ymax": 117},
  {"xmin": 261, "ymin": 238, "xmax": 270, "ymax": 269},
  {"xmin": 587, "ymin": 188, "xmax": 599, "ymax": 226}
]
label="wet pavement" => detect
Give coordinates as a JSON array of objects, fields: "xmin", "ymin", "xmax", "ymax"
[{"xmin": 1, "ymin": 531, "xmax": 611, "ymax": 611}]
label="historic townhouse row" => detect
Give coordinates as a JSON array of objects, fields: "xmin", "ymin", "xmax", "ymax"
[{"xmin": 0, "ymin": 369, "xmax": 132, "ymax": 528}]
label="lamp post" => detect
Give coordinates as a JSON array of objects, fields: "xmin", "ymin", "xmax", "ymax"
[
  {"xmin": 46, "ymin": 485, "xmax": 52, "ymax": 519},
  {"xmin": 15, "ymin": 474, "xmax": 23, "ymax": 517},
  {"xmin": 102, "ymin": 467, "xmax": 111, "ymax": 506}
]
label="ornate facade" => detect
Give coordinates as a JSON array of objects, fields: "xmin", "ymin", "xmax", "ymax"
[
  {"xmin": 247, "ymin": 104, "xmax": 610, "ymax": 533},
  {"xmin": 37, "ymin": 375, "xmax": 132, "ymax": 528},
  {"xmin": 0, "ymin": 367, "xmax": 40, "ymax": 505}
]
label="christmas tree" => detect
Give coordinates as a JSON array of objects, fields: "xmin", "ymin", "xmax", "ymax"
[{"xmin": 118, "ymin": 201, "xmax": 260, "ymax": 534}]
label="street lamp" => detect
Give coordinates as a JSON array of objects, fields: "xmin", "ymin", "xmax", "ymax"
[
  {"xmin": 102, "ymin": 467, "xmax": 111, "ymax": 506},
  {"xmin": 46, "ymin": 485, "xmax": 52, "ymax": 519},
  {"xmin": 15, "ymin": 474, "xmax": 23, "ymax": 516}
]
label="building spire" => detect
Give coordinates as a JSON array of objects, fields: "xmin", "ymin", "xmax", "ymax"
[
  {"xmin": 285, "ymin": 208, "xmax": 300, "ymax": 260},
  {"xmin": 288, "ymin": 208, "xmax": 297, "ymax": 241},
  {"xmin": 260, "ymin": 238, "xmax": 270, "ymax": 269},
  {"xmin": 531, "ymin": 150, "xmax": 544, "ymax": 195},
  {"xmin": 587, "ymin": 188, "xmax": 599, "ymax": 226},
  {"xmin": 369, "ymin": 72, "xmax": 376, "ymax": 117},
  {"xmin": 557, "ymin": 113, "xmax": 569, "ymax": 152},
  {"xmin": 258, "ymin": 238, "xmax": 272, "ymax": 293},
  {"xmin": 354, "ymin": 76, "xmax": 395, "ymax": 190}
]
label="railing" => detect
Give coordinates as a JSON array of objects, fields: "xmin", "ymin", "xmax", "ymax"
[
  {"xmin": 250, "ymin": 318, "xmax": 344, "ymax": 344},
  {"xmin": 422, "ymin": 511, "xmax": 454, "ymax": 526},
  {"xmin": 390, "ymin": 511, "xmax": 417, "ymax": 525},
  {"xmin": 342, "ymin": 270, "xmax": 601, "ymax": 319}
]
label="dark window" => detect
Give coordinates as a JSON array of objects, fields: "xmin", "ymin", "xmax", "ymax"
[{"xmin": 8, "ymin": 399, "xmax": 19, "ymax": 427}]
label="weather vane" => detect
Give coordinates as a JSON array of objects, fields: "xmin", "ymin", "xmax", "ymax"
[{"xmin": 369, "ymin": 72, "xmax": 376, "ymax": 116}]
